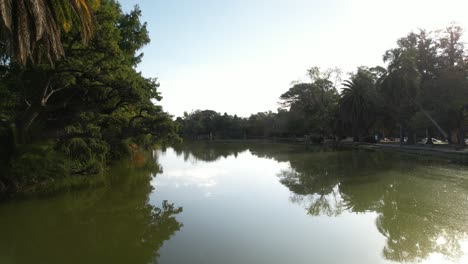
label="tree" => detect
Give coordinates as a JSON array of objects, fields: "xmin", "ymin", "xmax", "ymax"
[
  {"xmin": 176, "ymin": 110, "xmax": 222, "ymax": 140},
  {"xmin": 339, "ymin": 67, "xmax": 378, "ymax": 142},
  {"xmin": 379, "ymin": 31, "xmax": 451, "ymax": 144},
  {"xmin": 0, "ymin": 0, "xmax": 178, "ymax": 191},
  {"xmin": 280, "ymin": 67, "xmax": 340, "ymax": 139},
  {"xmin": 380, "ymin": 46, "xmax": 421, "ymax": 144},
  {"xmin": 6, "ymin": 1, "xmax": 154, "ymax": 143},
  {"xmin": 412, "ymin": 30, "xmax": 442, "ymax": 144},
  {"xmin": 436, "ymin": 24, "xmax": 468, "ymax": 146}
]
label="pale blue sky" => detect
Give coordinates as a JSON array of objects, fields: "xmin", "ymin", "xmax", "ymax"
[{"xmin": 119, "ymin": 0, "xmax": 468, "ymax": 117}]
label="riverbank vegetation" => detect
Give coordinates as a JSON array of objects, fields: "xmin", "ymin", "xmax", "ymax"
[
  {"xmin": 0, "ymin": 0, "xmax": 179, "ymax": 195},
  {"xmin": 0, "ymin": 155, "xmax": 183, "ymax": 263},
  {"xmin": 176, "ymin": 25, "xmax": 468, "ymax": 147}
]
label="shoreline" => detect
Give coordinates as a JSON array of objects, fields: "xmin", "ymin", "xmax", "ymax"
[
  {"xmin": 340, "ymin": 142, "xmax": 468, "ymax": 163},
  {"xmin": 182, "ymin": 139, "xmax": 468, "ymax": 163},
  {"xmin": 3, "ymin": 140, "xmax": 467, "ymax": 199}
]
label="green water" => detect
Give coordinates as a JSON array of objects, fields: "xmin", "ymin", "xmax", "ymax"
[{"xmin": 1, "ymin": 143, "xmax": 468, "ymax": 264}]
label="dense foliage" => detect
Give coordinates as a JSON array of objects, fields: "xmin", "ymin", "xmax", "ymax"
[
  {"xmin": 176, "ymin": 25, "xmax": 468, "ymax": 146},
  {"xmin": 0, "ymin": 0, "xmax": 178, "ymax": 194}
]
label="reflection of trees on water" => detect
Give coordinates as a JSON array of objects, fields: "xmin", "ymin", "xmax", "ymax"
[
  {"xmin": 170, "ymin": 142, "xmax": 468, "ymax": 263},
  {"xmin": 273, "ymin": 149, "xmax": 468, "ymax": 263},
  {"xmin": 369, "ymin": 168, "xmax": 468, "ymax": 263},
  {"xmin": 0, "ymin": 159, "xmax": 183, "ymax": 264},
  {"xmin": 170, "ymin": 142, "xmax": 249, "ymax": 162},
  {"xmin": 289, "ymin": 185, "xmax": 345, "ymax": 217},
  {"xmin": 170, "ymin": 142, "xmax": 338, "ymax": 163}
]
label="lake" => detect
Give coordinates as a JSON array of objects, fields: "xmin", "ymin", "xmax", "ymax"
[{"xmin": 1, "ymin": 142, "xmax": 468, "ymax": 264}]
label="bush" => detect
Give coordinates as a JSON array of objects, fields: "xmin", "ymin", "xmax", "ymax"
[
  {"xmin": 10, "ymin": 144, "xmax": 69, "ymax": 185},
  {"xmin": 108, "ymin": 139, "xmax": 132, "ymax": 160},
  {"xmin": 59, "ymin": 138, "xmax": 109, "ymax": 175}
]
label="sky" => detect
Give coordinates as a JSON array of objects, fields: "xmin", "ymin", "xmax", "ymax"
[{"xmin": 119, "ymin": 0, "xmax": 468, "ymax": 118}]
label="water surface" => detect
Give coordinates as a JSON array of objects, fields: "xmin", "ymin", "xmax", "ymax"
[{"xmin": 1, "ymin": 143, "xmax": 468, "ymax": 264}]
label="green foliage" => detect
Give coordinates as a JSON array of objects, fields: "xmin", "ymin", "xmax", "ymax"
[
  {"xmin": 0, "ymin": 121, "xmax": 15, "ymax": 166},
  {"xmin": 279, "ymin": 67, "xmax": 339, "ymax": 137},
  {"xmin": 10, "ymin": 144, "xmax": 69, "ymax": 185},
  {"xmin": 59, "ymin": 137, "xmax": 108, "ymax": 175},
  {"xmin": 0, "ymin": 0, "xmax": 179, "ymax": 193},
  {"xmin": 338, "ymin": 67, "xmax": 379, "ymax": 141},
  {"xmin": 380, "ymin": 25, "xmax": 468, "ymax": 144}
]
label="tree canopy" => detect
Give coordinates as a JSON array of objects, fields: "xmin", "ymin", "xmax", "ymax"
[{"xmin": 0, "ymin": 0, "xmax": 178, "ymax": 193}]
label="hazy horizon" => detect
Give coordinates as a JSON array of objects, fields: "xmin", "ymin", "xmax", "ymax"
[{"xmin": 120, "ymin": 0, "xmax": 468, "ymax": 118}]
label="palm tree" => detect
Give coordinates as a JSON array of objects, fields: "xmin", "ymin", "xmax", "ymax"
[
  {"xmin": 339, "ymin": 69, "xmax": 377, "ymax": 142},
  {"xmin": 0, "ymin": 0, "xmax": 98, "ymax": 65}
]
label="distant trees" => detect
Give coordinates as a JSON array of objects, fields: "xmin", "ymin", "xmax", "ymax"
[
  {"xmin": 176, "ymin": 110, "xmax": 222, "ymax": 140},
  {"xmin": 177, "ymin": 24, "xmax": 468, "ymax": 147},
  {"xmin": 176, "ymin": 110, "xmax": 279, "ymax": 140},
  {"xmin": 280, "ymin": 67, "xmax": 340, "ymax": 139}
]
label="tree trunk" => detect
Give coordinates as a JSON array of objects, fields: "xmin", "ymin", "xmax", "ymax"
[
  {"xmin": 352, "ymin": 123, "xmax": 359, "ymax": 142},
  {"xmin": 16, "ymin": 105, "xmax": 42, "ymax": 144},
  {"xmin": 353, "ymin": 136, "xmax": 359, "ymax": 143},
  {"xmin": 406, "ymin": 127, "xmax": 416, "ymax": 145},
  {"xmin": 457, "ymin": 110, "xmax": 466, "ymax": 148},
  {"xmin": 447, "ymin": 128, "xmax": 453, "ymax": 144},
  {"xmin": 425, "ymin": 128, "xmax": 433, "ymax": 145},
  {"xmin": 399, "ymin": 125, "xmax": 405, "ymax": 145}
]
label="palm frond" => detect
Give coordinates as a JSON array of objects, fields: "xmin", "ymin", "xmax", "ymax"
[
  {"xmin": 0, "ymin": 0, "xmax": 13, "ymax": 31},
  {"xmin": 24, "ymin": 0, "xmax": 46, "ymax": 41},
  {"xmin": 0, "ymin": 0, "xmax": 97, "ymax": 65}
]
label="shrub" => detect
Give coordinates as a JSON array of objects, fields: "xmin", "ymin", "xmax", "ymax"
[
  {"xmin": 10, "ymin": 144, "xmax": 69, "ymax": 185},
  {"xmin": 59, "ymin": 138, "xmax": 109, "ymax": 175}
]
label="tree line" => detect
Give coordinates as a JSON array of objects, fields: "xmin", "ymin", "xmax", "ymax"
[
  {"xmin": 0, "ymin": 0, "xmax": 179, "ymax": 194},
  {"xmin": 177, "ymin": 25, "xmax": 468, "ymax": 146}
]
